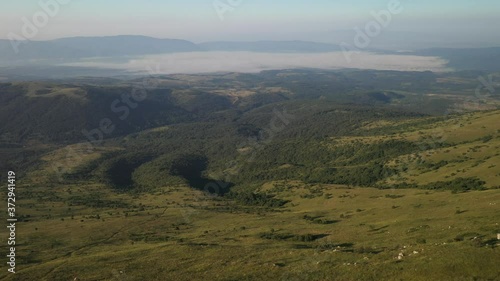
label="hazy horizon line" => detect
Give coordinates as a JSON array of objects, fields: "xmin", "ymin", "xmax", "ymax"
[{"xmin": 1, "ymin": 34, "xmax": 499, "ymax": 50}]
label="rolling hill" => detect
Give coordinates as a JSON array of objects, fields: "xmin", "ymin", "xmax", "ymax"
[{"xmin": 1, "ymin": 69, "xmax": 499, "ymax": 280}]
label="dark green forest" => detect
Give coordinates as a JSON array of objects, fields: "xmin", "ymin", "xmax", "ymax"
[{"xmin": 1, "ymin": 69, "xmax": 497, "ymax": 194}]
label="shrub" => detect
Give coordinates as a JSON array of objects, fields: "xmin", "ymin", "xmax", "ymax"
[
  {"xmin": 416, "ymin": 238, "xmax": 427, "ymax": 244},
  {"xmin": 424, "ymin": 177, "xmax": 486, "ymax": 193}
]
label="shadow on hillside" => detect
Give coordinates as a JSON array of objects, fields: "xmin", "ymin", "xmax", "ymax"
[
  {"xmin": 170, "ymin": 154, "xmax": 233, "ymax": 196},
  {"xmin": 186, "ymin": 177, "xmax": 234, "ymax": 196}
]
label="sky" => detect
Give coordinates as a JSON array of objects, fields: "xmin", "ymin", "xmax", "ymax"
[{"xmin": 2, "ymin": 0, "xmax": 500, "ymax": 48}]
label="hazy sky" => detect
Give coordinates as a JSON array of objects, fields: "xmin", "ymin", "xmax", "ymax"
[{"xmin": 2, "ymin": 0, "xmax": 500, "ymax": 47}]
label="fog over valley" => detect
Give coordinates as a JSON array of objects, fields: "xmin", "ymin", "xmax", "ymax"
[{"xmin": 62, "ymin": 51, "xmax": 450, "ymax": 74}]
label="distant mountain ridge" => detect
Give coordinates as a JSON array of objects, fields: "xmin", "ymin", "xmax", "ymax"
[
  {"xmin": 0, "ymin": 36, "xmax": 344, "ymax": 63},
  {"xmin": 1, "ymin": 35, "xmax": 500, "ymax": 71},
  {"xmin": 0, "ymin": 35, "xmax": 200, "ymax": 62}
]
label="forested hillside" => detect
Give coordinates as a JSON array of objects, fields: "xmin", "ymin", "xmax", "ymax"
[{"xmin": 1, "ymin": 69, "xmax": 500, "ymax": 281}]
